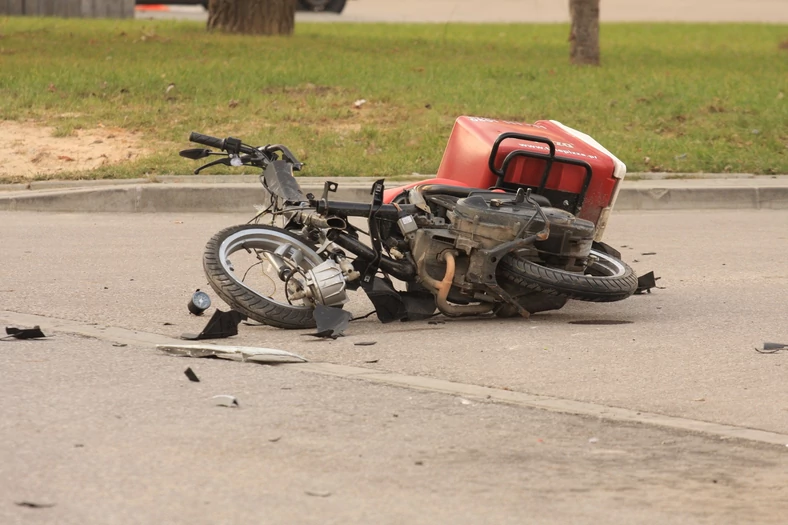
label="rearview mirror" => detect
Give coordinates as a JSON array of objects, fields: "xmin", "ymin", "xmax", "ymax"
[{"xmin": 179, "ymin": 148, "xmax": 213, "ymax": 160}]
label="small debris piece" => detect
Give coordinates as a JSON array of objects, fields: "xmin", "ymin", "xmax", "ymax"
[
  {"xmin": 305, "ymin": 330, "xmax": 340, "ymax": 339},
  {"xmin": 360, "ymin": 277, "xmax": 421, "ymax": 323},
  {"xmin": 364, "ymin": 359, "xmax": 380, "ymax": 364},
  {"xmin": 756, "ymin": 342, "xmax": 788, "ymax": 354},
  {"xmin": 268, "ymin": 436, "xmax": 282, "ymax": 443},
  {"xmin": 414, "ymin": 460, "xmax": 424, "ymax": 466},
  {"xmin": 305, "ymin": 490, "xmax": 332, "ymax": 498},
  {"xmin": 180, "ymin": 309, "xmax": 246, "ymax": 340},
  {"xmin": 459, "ymin": 398, "xmax": 472, "ymax": 405},
  {"xmin": 635, "ymin": 271, "xmax": 659, "ymax": 294},
  {"xmin": 184, "ymin": 367, "xmax": 200, "ymax": 382},
  {"xmin": 353, "ymin": 99, "xmax": 367, "ymax": 109},
  {"xmin": 427, "ymin": 320, "xmax": 445, "ymax": 325},
  {"xmin": 569, "ymin": 320, "xmax": 633, "ymax": 325},
  {"xmin": 308, "ymin": 304, "xmax": 353, "ymax": 339},
  {"xmin": 354, "ymin": 341, "xmax": 377, "ymax": 346},
  {"xmin": 112, "ymin": 343, "xmax": 127, "ymax": 347},
  {"xmin": 212, "ymin": 395, "xmax": 239, "ymax": 408},
  {"xmin": 588, "ymin": 437, "xmax": 599, "ymax": 444},
  {"xmin": 15, "ymin": 501, "xmax": 56, "ymax": 509},
  {"xmin": 158, "ymin": 344, "xmax": 307, "ymax": 363},
  {"xmin": 2, "ymin": 326, "xmax": 47, "ymax": 340},
  {"xmin": 641, "ymin": 252, "xmax": 657, "ymax": 256}
]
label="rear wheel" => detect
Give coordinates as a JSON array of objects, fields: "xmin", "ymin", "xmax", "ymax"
[
  {"xmin": 498, "ymin": 248, "xmax": 638, "ymax": 302},
  {"xmin": 203, "ymin": 224, "xmax": 325, "ymax": 329}
]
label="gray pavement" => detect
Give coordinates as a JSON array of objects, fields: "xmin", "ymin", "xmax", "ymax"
[
  {"xmin": 3, "ymin": 334, "xmax": 787, "ymax": 525},
  {"xmin": 1, "ymin": 208, "xmax": 788, "ymax": 523},
  {"xmin": 2, "ymin": 209, "xmax": 787, "ymax": 435}
]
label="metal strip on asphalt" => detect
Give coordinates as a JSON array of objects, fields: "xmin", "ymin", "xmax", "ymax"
[{"xmin": 2, "ymin": 309, "xmax": 787, "ymax": 447}]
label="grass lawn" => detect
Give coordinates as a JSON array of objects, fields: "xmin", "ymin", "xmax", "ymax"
[{"xmin": 0, "ymin": 17, "xmax": 786, "ymax": 180}]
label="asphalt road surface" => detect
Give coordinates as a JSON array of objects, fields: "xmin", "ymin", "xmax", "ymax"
[
  {"xmin": 136, "ymin": 0, "xmax": 788, "ymax": 23},
  {"xmin": 1, "ymin": 209, "xmax": 787, "ymax": 523}
]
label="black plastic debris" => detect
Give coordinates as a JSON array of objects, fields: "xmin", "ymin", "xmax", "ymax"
[
  {"xmin": 15, "ymin": 501, "xmax": 56, "ymax": 509},
  {"xmin": 569, "ymin": 320, "xmax": 633, "ymax": 325},
  {"xmin": 756, "ymin": 342, "xmax": 788, "ymax": 354},
  {"xmin": 184, "ymin": 367, "xmax": 200, "ymax": 382},
  {"xmin": 2, "ymin": 326, "xmax": 47, "ymax": 340},
  {"xmin": 307, "ymin": 304, "xmax": 353, "ymax": 339},
  {"xmin": 354, "ymin": 341, "xmax": 377, "ymax": 346},
  {"xmin": 181, "ymin": 309, "xmax": 247, "ymax": 340},
  {"xmin": 360, "ymin": 277, "xmax": 437, "ymax": 323},
  {"xmin": 635, "ymin": 271, "xmax": 659, "ymax": 294},
  {"xmin": 400, "ymin": 292, "xmax": 438, "ymax": 321},
  {"xmin": 361, "ymin": 277, "xmax": 407, "ymax": 323}
]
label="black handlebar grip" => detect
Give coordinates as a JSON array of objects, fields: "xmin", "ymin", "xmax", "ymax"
[{"xmin": 189, "ymin": 132, "xmax": 226, "ymax": 150}]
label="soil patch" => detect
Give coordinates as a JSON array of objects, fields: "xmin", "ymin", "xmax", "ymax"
[{"xmin": 0, "ymin": 120, "xmax": 147, "ymax": 179}]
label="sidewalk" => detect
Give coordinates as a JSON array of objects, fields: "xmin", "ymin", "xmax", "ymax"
[{"xmin": 0, "ymin": 174, "xmax": 787, "ymax": 213}]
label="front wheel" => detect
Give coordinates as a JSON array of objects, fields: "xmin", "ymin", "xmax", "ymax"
[
  {"xmin": 203, "ymin": 224, "xmax": 325, "ymax": 329},
  {"xmin": 498, "ymin": 248, "xmax": 638, "ymax": 303}
]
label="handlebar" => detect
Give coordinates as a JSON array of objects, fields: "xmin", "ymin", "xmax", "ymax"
[
  {"xmin": 188, "ymin": 131, "xmax": 303, "ymax": 170},
  {"xmin": 188, "ymin": 132, "xmax": 258, "ymax": 156}
]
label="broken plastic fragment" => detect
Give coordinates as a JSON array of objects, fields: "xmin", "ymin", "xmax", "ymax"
[
  {"xmin": 361, "ymin": 277, "xmax": 407, "ymax": 323},
  {"xmin": 2, "ymin": 326, "xmax": 47, "ymax": 340},
  {"xmin": 158, "ymin": 344, "xmax": 307, "ymax": 363},
  {"xmin": 309, "ymin": 304, "xmax": 353, "ymax": 339},
  {"xmin": 212, "ymin": 395, "xmax": 239, "ymax": 407},
  {"xmin": 181, "ymin": 309, "xmax": 247, "ymax": 340},
  {"xmin": 304, "ymin": 490, "xmax": 332, "ymax": 498},
  {"xmin": 15, "ymin": 501, "xmax": 56, "ymax": 509},
  {"xmin": 635, "ymin": 271, "xmax": 659, "ymax": 294},
  {"xmin": 756, "ymin": 342, "xmax": 788, "ymax": 354},
  {"xmin": 569, "ymin": 320, "xmax": 633, "ymax": 325},
  {"xmin": 184, "ymin": 367, "xmax": 200, "ymax": 382}
]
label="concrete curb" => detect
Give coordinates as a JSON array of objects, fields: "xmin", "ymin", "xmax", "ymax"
[{"xmin": 1, "ymin": 178, "xmax": 787, "ymax": 213}]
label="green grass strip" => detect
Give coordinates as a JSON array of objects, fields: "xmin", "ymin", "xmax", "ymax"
[{"xmin": 0, "ymin": 17, "xmax": 786, "ymax": 179}]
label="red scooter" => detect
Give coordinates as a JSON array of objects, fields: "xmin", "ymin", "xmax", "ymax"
[{"xmin": 181, "ymin": 116, "xmax": 636, "ymax": 328}]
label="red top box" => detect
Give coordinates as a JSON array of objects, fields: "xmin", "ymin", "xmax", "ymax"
[{"xmin": 435, "ymin": 116, "xmax": 626, "ymax": 231}]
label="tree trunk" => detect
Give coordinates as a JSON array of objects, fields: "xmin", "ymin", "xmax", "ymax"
[
  {"xmin": 208, "ymin": 0, "xmax": 296, "ymax": 36},
  {"xmin": 569, "ymin": 0, "xmax": 600, "ymax": 66}
]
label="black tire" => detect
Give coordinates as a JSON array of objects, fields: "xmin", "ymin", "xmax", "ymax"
[
  {"xmin": 203, "ymin": 224, "xmax": 323, "ymax": 329},
  {"xmin": 498, "ymin": 248, "xmax": 638, "ymax": 303},
  {"xmin": 298, "ymin": 0, "xmax": 346, "ymax": 13}
]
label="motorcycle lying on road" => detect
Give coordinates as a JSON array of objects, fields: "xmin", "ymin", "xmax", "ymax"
[{"xmin": 181, "ymin": 117, "xmax": 638, "ymax": 329}]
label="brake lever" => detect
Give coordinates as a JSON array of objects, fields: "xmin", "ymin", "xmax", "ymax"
[
  {"xmin": 193, "ymin": 152, "xmax": 263, "ymax": 174},
  {"xmin": 194, "ymin": 157, "xmax": 232, "ymax": 174}
]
